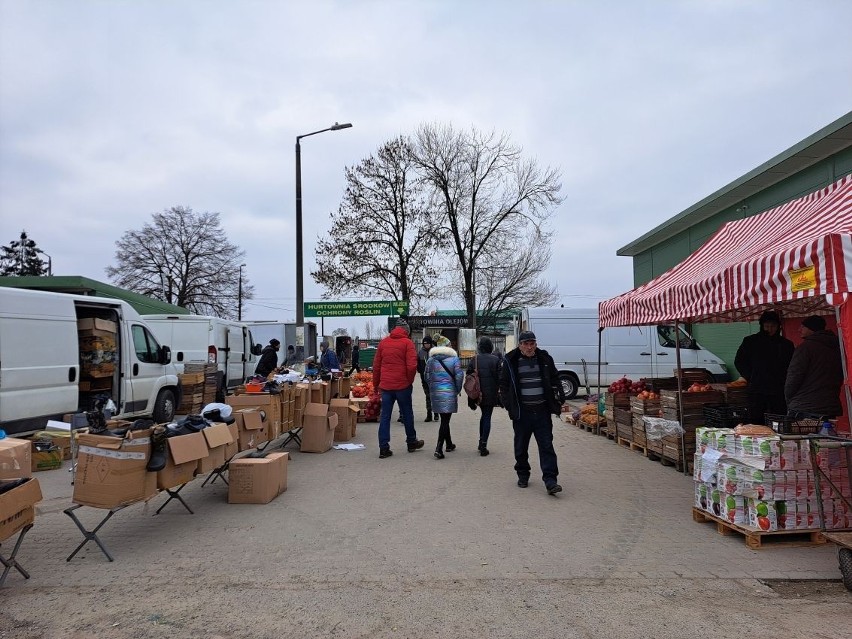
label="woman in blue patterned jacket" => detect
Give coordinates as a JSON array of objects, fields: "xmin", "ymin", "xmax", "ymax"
[{"xmin": 425, "ymin": 335, "xmax": 465, "ymax": 459}]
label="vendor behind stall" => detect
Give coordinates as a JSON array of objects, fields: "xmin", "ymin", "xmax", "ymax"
[
  {"xmin": 785, "ymin": 315, "xmax": 844, "ymax": 418},
  {"xmin": 734, "ymin": 310, "xmax": 794, "ymax": 422}
]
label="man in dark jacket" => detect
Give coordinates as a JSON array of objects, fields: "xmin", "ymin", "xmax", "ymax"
[
  {"xmin": 785, "ymin": 315, "xmax": 844, "ymax": 418},
  {"xmin": 417, "ymin": 335, "xmax": 435, "ymax": 421},
  {"xmin": 373, "ymin": 319, "xmax": 424, "ymax": 458},
  {"xmin": 498, "ymin": 331, "xmax": 565, "ymax": 495},
  {"xmin": 254, "ymin": 339, "xmax": 280, "ymax": 377},
  {"xmin": 734, "ymin": 310, "xmax": 794, "ymax": 422},
  {"xmin": 347, "ymin": 340, "xmax": 361, "ymax": 376}
]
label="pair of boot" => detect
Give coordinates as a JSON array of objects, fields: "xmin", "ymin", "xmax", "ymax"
[
  {"xmin": 478, "ymin": 441, "xmax": 490, "ymax": 457},
  {"xmin": 434, "ymin": 441, "xmax": 455, "ymax": 459},
  {"xmin": 424, "ymin": 412, "xmax": 434, "ymax": 422}
]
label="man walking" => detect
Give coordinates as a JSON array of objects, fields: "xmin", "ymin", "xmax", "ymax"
[
  {"xmin": 373, "ymin": 318, "xmax": 424, "ymax": 458},
  {"xmin": 498, "ymin": 330, "xmax": 565, "ymax": 495}
]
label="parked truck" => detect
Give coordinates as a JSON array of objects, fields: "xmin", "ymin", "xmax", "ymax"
[
  {"xmin": 0, "ymin": 287, "xmax": 181, "ymax": 435},
  {"xmin": 519, "ymin": 307, "xmax": 729, "ymax": 398},
  {"xmin": 142, "ymin": 315, "xmax": 262, "ymax": 395}
]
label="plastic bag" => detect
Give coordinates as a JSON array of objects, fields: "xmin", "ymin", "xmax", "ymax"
[{"xmin": 642, "ymin": 416, "xmax": 683, "ymax": 440}]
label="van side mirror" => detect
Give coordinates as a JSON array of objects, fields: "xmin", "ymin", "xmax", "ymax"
[
  {"xmin": 159, "ymin": 345, "xmax": 172, "ymax": 365},
  {"xmin": 252, "ymin": 344, "xmax": 263, "ymax": 356}
]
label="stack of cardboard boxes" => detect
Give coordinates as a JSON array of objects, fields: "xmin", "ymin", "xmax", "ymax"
[{"xmin": 78, "ymin": 318, "xmax": 117, "ymax": 389}]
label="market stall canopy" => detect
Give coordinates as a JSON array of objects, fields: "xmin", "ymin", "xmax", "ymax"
[{"xmin": 600, "ymin": 174, "xmax": 852, "ymax": 327}]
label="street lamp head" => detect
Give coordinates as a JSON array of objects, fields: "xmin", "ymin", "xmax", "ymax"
[{"xmin": 330, "ymin": 122, "xmax": 353, "ymax": 131}]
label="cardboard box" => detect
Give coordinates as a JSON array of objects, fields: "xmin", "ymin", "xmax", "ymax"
[
  {"xmin": 234, "ymin": 408, "xmax": 270, "ymax": 451},
  {"xmin": 31, "ymin": 445, "xmax": 63, "ymax": 472},
  {"xmin": 77, "ymin": 317, "xmax": 117, "ymax": 334},
  {"xmin": 228, "ymin": 452, "xmax": 289, "ymax": 504},
  {"xmin": 157, "ymin": 432, "xmax": 208, "ymax": 490},
  {"xmin": 0, "ymin": 438, "xmax": 33, "ymax": 480},
  {"xmin": 73, "ymin": 432, "xmax": 156, "ymax": 508},
  {"xmin": 227, "ymin": 393, "xmax": 281, "ymax": 439},
  {"xmin": 338, "ymin": 376, "xmax": 352, "ymax": 397},
  {"xmin": 29, "ymin": 431, "xmax": 73, "ymax": 460},
  {"xmin": 329, "ymin": 398, "xmax": 359, "ymax": 441},
  {"xmin": 301, "ymin": 403, "xmax": 337, "ymax": 453},
  {"xmin": 197, "ymin": 423, "xmax": 233, "ymax": 474},
  {"xmin": 0, "ymin": 477, "xmax": 42, "ymax": 542}
]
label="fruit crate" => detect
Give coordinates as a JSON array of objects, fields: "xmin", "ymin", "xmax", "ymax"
[
  {"xmin": 605, "ymin": 392, "xmax": 630, "ymax": 409},
  {"xmin": 614, "ymin": 407, "xmax": 632, "ymax": 425},
  {"xmin": 765, "ymin": 413, "xmax": 824, "ymax": 435},
  {"xmin": 703, "ymin": 403, "xmax": 749, "ymax": 428},
  {"xmin": 630, "ymin": 396, "xmax": 661, "ymax": 416}
]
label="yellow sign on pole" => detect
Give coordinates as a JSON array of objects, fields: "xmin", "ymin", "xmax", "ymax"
[{"xmin": 789, "ymin": 265, "xmax": 816, "ymax": 292}]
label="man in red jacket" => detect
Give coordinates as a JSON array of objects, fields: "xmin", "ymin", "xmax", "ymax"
[{"xmin": 373, "ymin": 318, "xmax": 424, "ymax": 458}]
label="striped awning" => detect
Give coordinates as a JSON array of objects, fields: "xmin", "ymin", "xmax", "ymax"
[{"xmin": 599, "ymin": 174, "xmax": 852, "ymax": 327}]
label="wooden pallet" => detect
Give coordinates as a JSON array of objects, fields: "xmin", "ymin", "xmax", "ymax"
[
  {"xmin": 692, "ymin": 507, "xmax": 826, "ymax": 549},
  {"xmin": 616, "ymin": 438, "xmax": 646, "ymax": 454}
]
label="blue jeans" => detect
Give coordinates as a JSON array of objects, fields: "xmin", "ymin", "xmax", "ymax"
[
  {"xmin": 512, "ymin": 407, "xmax": 559, "ymax": 487},
  {"xmin": 479, "ymin": 404, "xmax": 494, "ymax": 444},
  {"xmin": 378, "ymin": 387, "xmax": 417, "ymax": 449}
]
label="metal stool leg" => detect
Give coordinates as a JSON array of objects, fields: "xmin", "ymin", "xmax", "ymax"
[
  {"xmin": 155, "ymin": 483, "xmax": 194, "ymax": 515},
  {"xmin": 202, "ymin": 457, "xmax": 233, "ymax": 487},
  {"xmin": 64, "ymin": 504, "xmax": 124, "ymax": 562},
  {"xmin": 0, "ymin": 524, "xmax": 34, "ymax": 585}
]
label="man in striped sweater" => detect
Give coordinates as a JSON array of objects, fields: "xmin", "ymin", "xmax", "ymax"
[{"xmin": 498, "ymin": 331, "xmax": 565, "ymax": 495}]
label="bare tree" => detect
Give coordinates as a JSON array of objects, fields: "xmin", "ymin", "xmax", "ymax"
[
  {"xmin": 106, "ymin": 206, "xmax": 253, "ymax": 319},
  {"xmin": 311, "ymin": 137, "xmax": 443, "ymax": 313},
  {"xmin": 0, "ymin": 231, "xmax": 49, "ymax": 276},
  {"xmin": 413, "ymin": 124, "xmax": 563, "ymax": 327}
]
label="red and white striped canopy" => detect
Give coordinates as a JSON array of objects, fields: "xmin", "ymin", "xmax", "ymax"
[{"xmin": 600, "ymin": 174, "xmax": 852, "ymax": 327}]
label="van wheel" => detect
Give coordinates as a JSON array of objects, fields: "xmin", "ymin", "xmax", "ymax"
[
  {"xmin": 152, "ymin": 389, "xmax": 176, "ymax": 423},
  {"xmin": 559, "ymin": 373, "xmax": 579, "ymax": 400}
]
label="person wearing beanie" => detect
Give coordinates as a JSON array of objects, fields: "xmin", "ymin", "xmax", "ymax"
[
  {"xmin": 498, "ymin": 331, "xmax": 565, "ymax": 495},
  {"xmin": 785, "ymin": 315, "xmax": 843, "ymax": 418},
  {"xmin": 254, "ymin": 339, "xmax": 280, "ymax": 378},
  {"xmin": 373, "ymin": 318, "xmax": 423, "ymax": 457},
  {"xmin": 734, "ymin": 310, "xmax": 794, "ymax": 422},
  {"xmin": 417, "ymin": 335, "xmax": 436, "ymax": 421},
  {"xmin": 466, "ymin": 336, "xmax": 501, "ymax": 456},
  {"xmin": 319, "ymin": 340, "xmax": 340, "ymax": 371},
  {"xmin": 424, "ymin": 335, "xmax": 465, "ymax": 459}
]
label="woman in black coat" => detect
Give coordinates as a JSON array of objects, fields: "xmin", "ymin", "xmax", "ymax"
[{"xmin": 467, "ymin": 337, "xmax": 501, "ymax": 456}]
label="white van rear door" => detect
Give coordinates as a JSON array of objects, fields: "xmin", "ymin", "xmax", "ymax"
[{"xmin": 226, "ymin": 323, "xmax": 245, "ymax": 387}]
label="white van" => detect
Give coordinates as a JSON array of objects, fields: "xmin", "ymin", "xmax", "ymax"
[
  {"xmin": 0, "ymin": 287, "xmax": 180, "ymax": 435},
  {"xmin": 520, "ymin": 307, "xmax": 729, "ymax": 398},
  {"xmin": 142, "ymin": 315, "xmax": 262, "ymax": 394}
]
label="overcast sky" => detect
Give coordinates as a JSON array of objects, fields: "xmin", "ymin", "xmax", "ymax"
[{"xmin": 2, "ymin": 1, "xmax": 851, "ymax": 330}]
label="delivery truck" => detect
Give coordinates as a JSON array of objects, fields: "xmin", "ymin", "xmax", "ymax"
[
  {"xmin": 519, "ymin": 307, "xmax": 729, "ymax": 398},
  {"xmin": 0, "ymin": 287, "xmax": 181, "ymax": 435},
  {"xmin": 142, "ymin": 314, "xmax": 262, "ymax": 395}
]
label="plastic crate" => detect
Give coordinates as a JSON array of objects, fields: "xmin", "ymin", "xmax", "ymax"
[
  {"xmin": 703, "ymin": 403, "xmax": 749, "ymax": 427},
  {"xmin": 764, "ymin": 413, "xmax": 823, "ymax": 435}
]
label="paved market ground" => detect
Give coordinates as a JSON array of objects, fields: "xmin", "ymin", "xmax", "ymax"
[{"xmin": 2, "ymin": 385, "xmax": 850, "ymax": 638}]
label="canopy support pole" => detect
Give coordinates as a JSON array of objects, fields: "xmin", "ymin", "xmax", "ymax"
[
  {"xmin": 675, "ymin": 319, "xmax": 689, "ymax": 475},
  {"xmin": 835, "ymin": 305, "xmax": 852, "ymax": 429},
  {"xmin": 597, "ymin": 327, "xmax": 603, "ymax": 430}
]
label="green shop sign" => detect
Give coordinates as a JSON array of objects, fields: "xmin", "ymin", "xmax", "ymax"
[{"xmin": 304, "ymin": 300, "xmax": 410, "ymax": 318}]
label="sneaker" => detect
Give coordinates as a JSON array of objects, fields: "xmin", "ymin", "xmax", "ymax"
[
  {"xmin": 434, "ymin": 450, "xmax": 445, "ymax": 459},
  {"xmin": 517, "ymin": 478, "xmax": 529, "ymax": 488},
  {"xmin": 407, "ymin": 439, "xmax": 425, "ymax": 452},
  {"xmin": 445, "ymin": 443, "xmax": 456, "ymax": 452},
  {"xmin": 379, "ymin": 448, "xmax": 393, "ymax": 459},
  {"xmin": 546, "ymin": 484, "xmax": 563, "ymax": 495},
  {"xmin": 479, "ymin": 447, "xmax": 489, "ymax": 456}
]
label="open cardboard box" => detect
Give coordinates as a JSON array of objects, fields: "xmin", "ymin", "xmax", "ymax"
[
  {"xmin": 73, "ymin": 431, "xmax": 157, "ymax": 508},
  {"xmin": 233, "ymin": 408, "xmax": 270, "ymax": 451},
  {"xmin": 197, "ymin": 423, "xmax": 233, "ymax": 473},
  {"xmin": 301, "ymin": 403, "xmax": 338, "ymax": 453},
  {"xmin": 0, "ymin": 477, "xmax": 42, "ymax": 542},
  {"xmin": 227, "ymin": 393, "xmax": 281, "ymax": 440},
  {"xmin": 0, "ymin": 438, "xmax": 32, "ymax": 481},
  {"xmin": 157, "ymin": 431, "xmax": 208, "ymax": 490},
  {"xmin": 329, "ymin": 398, "xmax": 359, "ymax": 441}
]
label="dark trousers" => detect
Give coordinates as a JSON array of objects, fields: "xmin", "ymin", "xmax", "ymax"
[
  {"xmin": 747, "ymin": 392, "xmax": 786, "ymax": 424},
  {"xmin": 436, "ymin": 413, "xmax": 454, "ymax": 452},
  {"xmin": 479, "ymin": 404, "xmax": 494, "ymax": 445},
  {"xmin": 420, "ymin": 377, "xmax": 432, "ymax": 415},
  {"xmin": 513, "ymin": 407, "xmax": 558, "ymax": 487}
]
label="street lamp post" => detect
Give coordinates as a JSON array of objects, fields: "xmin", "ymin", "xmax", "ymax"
[
  {"xmin": 36, "ymin": 249, "xmax": 52, "ymax": 276},
  {"xmin": 238, "ymin": 263, "xmax": 246, "ymax": 321},
  {"xmin": 295, "ymin": 122, "xmax": 352, "ymax": 327}
]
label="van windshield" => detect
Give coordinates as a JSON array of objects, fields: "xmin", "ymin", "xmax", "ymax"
[{"xmin": 656, "ymin": 325, "xmax": 696, "ymax": 349}]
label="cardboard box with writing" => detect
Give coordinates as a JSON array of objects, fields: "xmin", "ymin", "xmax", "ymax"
[
  {"xmin": 329, "ymin": 398, "xmax": 359, "ymax": 442},
  {"xmin": 233, "ymin": 408, "xmax": 269, "ymax": 451},
  {"xmin": 228, "ymin": 452, "xmax": 289, "ymax": 504},
  {"xmin": 30, "ymin": 444, "xmax": 63, "ymax": 472},
  {"xmin": 0, "ymin": 477, "xmax": 42, "ymax": 542},
  {"xmin": 157, "ymin": 431, "xmax": 208, "ymax": 490},
  {"xmin": 227, "ymin": 393, "xmax": 281, "ymax": 440},
  {"xmin": 73, "ymin": 431, "xmax": 157, "ymax": 508},
  {"xmin": 30, "ymin": 431, "xmax": 73, "ymax": 460},
  {"xmin": 301, "ymin": 403, "xmax": 337, "ymax": 453},
  {"xmin": 197, "ymin": 423, "xmax": 233, "ymax": 474},
  {"xmin": 0, "ymin": 438, "xmax": 33, "ymax": 481}
]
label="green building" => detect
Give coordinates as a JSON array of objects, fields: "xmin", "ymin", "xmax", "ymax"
[
  {"xmin": 0, "ymin": 275, "xmax": 189, "ymax": 315},
  {"xmin": 617, "ymin": 111, "xmax": 852, "ymax": 376}
]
